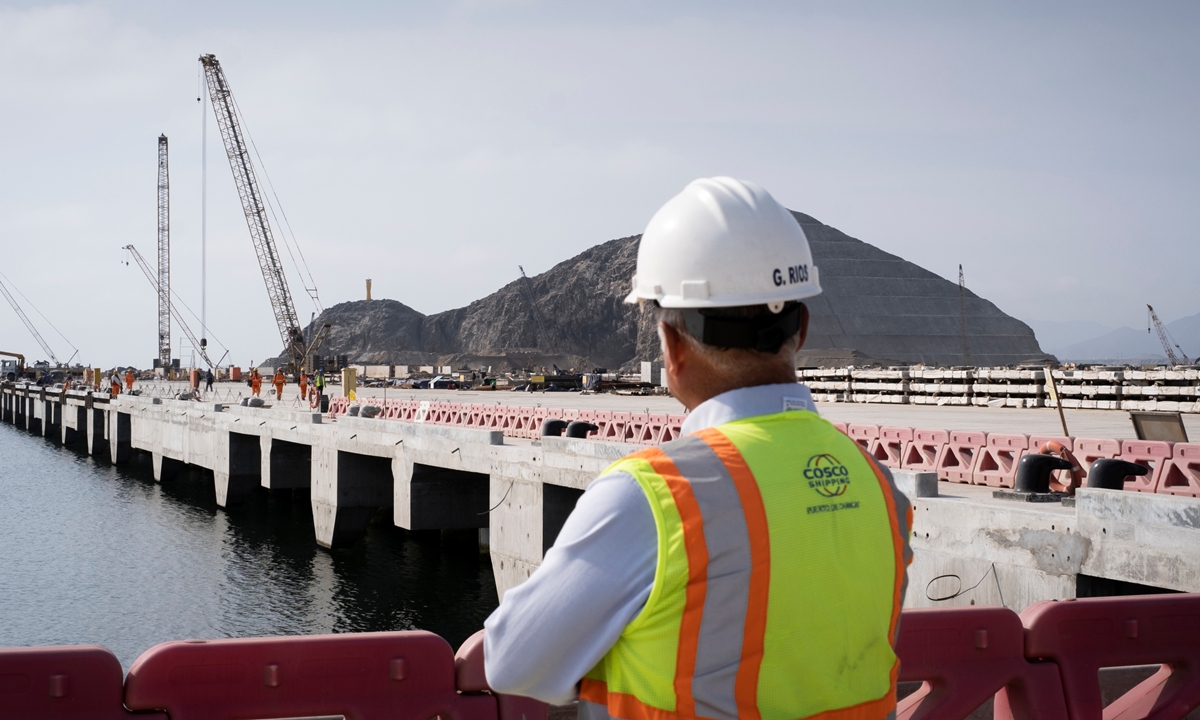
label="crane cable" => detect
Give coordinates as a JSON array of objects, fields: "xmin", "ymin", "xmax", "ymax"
[{"xmin": 0, "ymin": 268, "xmax": 78, "ymax": 361}]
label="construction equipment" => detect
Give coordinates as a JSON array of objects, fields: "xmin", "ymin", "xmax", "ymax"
[
  {"xmin": 124, "ymin": 245, "xmax": 220, "ymax": 370},
  {"xmin": 198, "ymin": 53, "xmax": 327, "ymax": 372},
  {"xmin": 157, "ymin": 134, "xmax": 172, "ymax": 369},
  {"xmin": 0, "ymin": 351, "xmax": 25, "ymax": 381},
  {"xmin": 0, "ymin": 276, "xmax": 66, "ymax": 365},
  {"xmin": 1147, "ymin": 304, "xmax": 1190, "ymax": 366}
]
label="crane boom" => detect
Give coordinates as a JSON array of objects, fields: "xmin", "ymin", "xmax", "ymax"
[
  {"xmin": 0, "ymin": 277, "xmax": 58, "ymax": 364},
  {"xmin": 1147, "ymin": 304, "xmax": 1190, "ymax": 366},
  {"xmin": 157, "ymin": 134, "xmax": 172, "ymax": 369},
  {"xmin": 199, "ymin": 53, "xmax": 307, "ymax": 370},
  {"xmin": 124, "ymin": 245, "xmax": 216, "ymax": 370}
]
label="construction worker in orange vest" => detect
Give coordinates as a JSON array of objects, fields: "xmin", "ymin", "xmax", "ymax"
[
  {"xmin": 483, "ymin": 178, "xmax": 912, "ymax": 720},
  {"xmin": 250, "ymin": 368, "xmax": 262, "ymax": 397},
  {"xmin": 273, "ymin": 369, "xmax": 286, "ymax": 399},
  {"xmin": 110, "ymin": 371, "xmax": 121, "ymax": 397},
  {"xmin": 124, "ymin": 369, "xmax": 135, "ymax": 392},
  {"xmin": 298, "ymin": 371, "xmax": 308, "ymax": 401}
]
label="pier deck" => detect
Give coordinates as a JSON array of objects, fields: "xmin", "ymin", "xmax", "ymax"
[{"xmin": 3, "ymin": 381, "xmax": 1198, "ymax": 605}]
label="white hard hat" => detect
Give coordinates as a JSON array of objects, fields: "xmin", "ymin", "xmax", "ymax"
[{"xmin": 624, "ymin": 177, "xmax": 820, "ymax": 308}]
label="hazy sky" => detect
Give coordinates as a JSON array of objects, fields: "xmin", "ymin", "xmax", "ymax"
[{"xmin": 2, "ymin": 1, "xmax": 1198, "ymax": 367}]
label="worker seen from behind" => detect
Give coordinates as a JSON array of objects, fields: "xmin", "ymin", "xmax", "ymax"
[
  {"xmin": 205, "ymin": 368, "xmax": 214, "ymax": 393},
  {"xmin": 484, "ymin": 178, "xmax": 913, "ymax": 720},
  {"xmin": 250, "ymin": 368, "xmax": 262, "ymax": 398},
  {"xmin": 124, "ymin": 369, "xmax": 135, "ymax": 393},
  {"xmin": 273, "ymin": 368, "xmax": 286, "ymax": 400},
  {"xmin": 109, "ymin": 371, "xmax": 121, "ymax": 397},
  {"xmin": 298, "ymin": 371, "xmax": 308, "ymax": 401}
]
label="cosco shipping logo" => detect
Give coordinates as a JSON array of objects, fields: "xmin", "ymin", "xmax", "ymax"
[{"xmin": 803, "ymin": 454, "xmax": 851, "ymax": 497}]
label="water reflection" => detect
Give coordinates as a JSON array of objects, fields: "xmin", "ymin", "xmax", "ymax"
[{"xmin": 0, "ymin": 422, "xmax": 497, "ymax": 668}]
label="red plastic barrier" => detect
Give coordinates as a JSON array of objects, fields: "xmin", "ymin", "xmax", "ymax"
[
  {"xmin": 1074, "ymin": 438, "xmax": 1121, "ymax": 485},
  {"xmin": 328, "ymin": 396, "xmax": 350, "ymax": 417},
  {"xmin": 591, "ymin": 411, "xmax": 612, "ymax": 440},
  {"xmin": 496, "ymin": 407, "xmax": 516, "ymax": 435},
  {"xmin": 972, "ymin": 434, "xmax": 1030, "ymax": 488},
  {"xmin": 455, "ymin": 631, "xmax": 550, "ymax": 720},
  {"xmin": 604, "ymin": 412, "xmax": 631, "ymax": 442},
  {"xmin": 832, "ymin": 422, "xmax": 848, "ymax": 435},
  {"xmin": 873, "ymin": 426, "xmax": 913, "ymax": 469},
  {"xmin": 896, "ymin": 607, "xmax": 1067, "ymax": 720},
  {"xmin": 124, "ymin": 631, "xmax": 502, "ymax": 720},
  {"xmin": 516, "ymin": 407, "xmax": 536, "ymax": 439},
  {"xmin": 1018, "ymin": 594, "xmax": 1200, "ymax": 720},
  {"xmin": 1118, "ymin": 439, "xmax": 1174, "ymax": 493},
  {"xmin": 0, "ymin": 645, "xmax": 162, "ymax": 720},
  {"xmin": 1159, "ymin": 443, "xmax": 1200, "ymax": 498},
  {"xmin": 661, "ymin": 414, "xmax": 687, "ymax": 443},
  {"xmin": 848, "ymin": 424, "xmax": 880, "ymax": 453},
  {"xmin": 531, "ymin": 407, "xmax": 549, "ymax": 438},
  {"xmin": 939, "ymin": 431, "xmax": 987, "ymax": 484},
  {"xmin": 637, "ymin": 413, "xmax": 667, "ymax": 444},
  {"xmin": 627, "ymin": 413, "xmax": 649, "ymax": 444},
  {"xmin": 903, "ymin": 429, "xmax": 949, "ymax": 473},
  {"xmin": 384, "ymin": 399, "xmax": 402, "ymax": 420}
]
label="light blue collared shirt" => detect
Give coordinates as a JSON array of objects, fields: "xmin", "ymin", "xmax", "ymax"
[{"xmin": 484, "ymin": 383, "xmax": 847, "ymax": 704}]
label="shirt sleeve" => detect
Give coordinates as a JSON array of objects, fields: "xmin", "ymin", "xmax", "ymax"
[{"xmin": 483, "ymin": 471, "xmax": 658, "ymax": 705}]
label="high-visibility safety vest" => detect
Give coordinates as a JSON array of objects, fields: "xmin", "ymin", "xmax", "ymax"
[{"xmin": 581, "ymin": 410, "xmax": 911, "ymax": 720}]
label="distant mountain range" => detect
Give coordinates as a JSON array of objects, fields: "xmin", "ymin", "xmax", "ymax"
[{"xmin": 1028, "ymin": 311, "xmax": 1200, "ymax": 364}]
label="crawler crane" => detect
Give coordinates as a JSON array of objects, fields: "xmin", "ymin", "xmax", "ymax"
[{"xmin": 199, "ymin": 54, "xmax": 329, "ymax": 372}]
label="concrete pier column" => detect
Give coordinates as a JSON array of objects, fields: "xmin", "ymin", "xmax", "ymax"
[
  {"xmin": 87, "ymin": 406, "xmax": 108, "ymax": 457},
  {"xmin": 108, "ymin": 411, "xmax": 132, "ymax": 464},
  {"xmin": 261, "ymin": 436, "xmax": 312, "ymax": 490},
  {"xmin": 62, "ymin": 404, "xmax": 85, "ymax": 446},
  {"xmin": 26, "ymin": 395, "xmax": 41, "ymax": 435},
  {"xmin": 152, "ymin": 452, "xmax": 185, "ymax": 482},
  {"xmin": 214, "ymin": 432, "xmax": 261, "ymax": 507},
  {"xmin": 312, "ymin": 446, "xmax": 393, "ymax": 548},
  {"xmin": 2, "ymin": 392, "xmax": 10, "ymax": 423},
  {"xmin": 42, "ymin": 398, "xmax": 61, "ymax": 443}
]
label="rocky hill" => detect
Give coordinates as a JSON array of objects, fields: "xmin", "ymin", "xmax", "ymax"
[{"xmin": 289, "ymin": 212, "xmax": 1050, "ymax": 370}]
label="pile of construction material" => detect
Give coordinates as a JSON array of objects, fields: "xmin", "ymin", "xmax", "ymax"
[{"xmin": 800, "ymin": 366, "xmax": 1200, "ymax": 413}]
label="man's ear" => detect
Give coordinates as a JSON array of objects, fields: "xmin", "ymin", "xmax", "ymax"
[{"xmin": 659, "ymin": 321, "xmax": 688, "ymax": 375}]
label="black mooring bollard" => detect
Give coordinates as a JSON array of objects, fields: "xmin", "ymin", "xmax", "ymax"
[
  {"xmin": 565, "ymin": 421, "xmax": 600, "ymax": 439},
  {"xmin": 1087, "ymin": 458, "xmax": 1148, "ymax": 490},
  {"xmin": 542, "ymin": 418, "xmax": 569, "ymax": 437},
  {"xmin": 1014, "ymin": 453, "xmax": 1074, "ymax": 493}
]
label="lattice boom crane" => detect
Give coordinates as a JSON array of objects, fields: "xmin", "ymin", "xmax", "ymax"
[
  {"xmin": 1147, "ymin": 304, "xmax": 1191, "ymax": 366},
  {"xmin": 0, "ymin": 278, "xmax": 58, "ymax": 364},
  {"xmin": 157, "ymin": 135, "xmax": 172, "ymax": 370},
  {"xmin": 199, "ymin": 53, "xmax": 326, "ymax": 372}
]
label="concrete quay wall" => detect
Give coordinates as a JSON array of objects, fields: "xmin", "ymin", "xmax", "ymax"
[{"xmin": 3, "ymin": 383, "xmax": 1198, "ymax": 608}]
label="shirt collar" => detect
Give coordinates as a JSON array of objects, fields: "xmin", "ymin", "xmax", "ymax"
[{"xmin": 680, "ymin": 382, "xmax": 818, "ymax": 436}]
